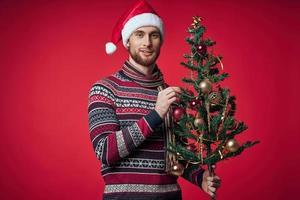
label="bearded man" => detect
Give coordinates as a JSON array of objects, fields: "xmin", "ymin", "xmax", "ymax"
[{"xmin": 88, "ymin": 1, "xmax": 220, "ymax": 199}]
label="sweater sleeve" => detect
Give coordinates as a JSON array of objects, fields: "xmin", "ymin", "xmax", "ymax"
[
  {"xmin": 88, "ymin": 81, "xmax": 162, "ymax": 167},
  {"xmin": 181, "ymin": 163, "xmax": 205, "ymax": 189}
]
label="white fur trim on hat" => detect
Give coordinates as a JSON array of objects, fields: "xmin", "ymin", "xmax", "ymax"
[
  {"xmin": 105, "ymin": 42, "xmax": 117, "ymax": 54},
  {"xmin": 121, "ymin": 13, "xmax": 164, "ymax": 48}
]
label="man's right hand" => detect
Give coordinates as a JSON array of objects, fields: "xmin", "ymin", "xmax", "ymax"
[{"xmin": 155, "ymin": 87, "xmax": 181, "ymax": 119}]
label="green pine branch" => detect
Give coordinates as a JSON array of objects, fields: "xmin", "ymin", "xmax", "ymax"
[{"xmin": 180, "ymin": 61, "xmax": 198, "ymax": 71}]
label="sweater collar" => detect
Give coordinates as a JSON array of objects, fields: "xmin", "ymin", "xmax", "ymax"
[{"xmin": 121, "ymin": 60, "xmax": 164, "ymax": 88}]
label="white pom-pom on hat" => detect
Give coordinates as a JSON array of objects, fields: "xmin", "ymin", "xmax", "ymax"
[
  {"xmin": 105, "ymin": 42, "xmax": 117, "ymax": 55},
  {"xmin": 104, "ymin": 0, "xmax": 164, "ymax": 55}
]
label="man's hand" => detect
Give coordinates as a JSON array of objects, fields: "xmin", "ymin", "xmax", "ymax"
[
  {"xmin": 201, "ymin": 166, "xmax": 221, "ymax": 198},
  {"xmin": 155, "ymin": 87, "xmax": 181, "ymax": 119}
]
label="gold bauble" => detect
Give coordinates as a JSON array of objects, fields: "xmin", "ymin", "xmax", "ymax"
[
  {"xmin": 194, "ymin": 117, "xmax": 204, "ymax": 127},
  {"xmin": 199, "ymin": 79, "xmax": 212, "ymax": 94},
  {"xmin": 225, "ymin": 139, "xmax": 240, "ymax": 153},
  {"xmin": 171, "ymin": 163, "xmax": 184, "ymax": 176}
]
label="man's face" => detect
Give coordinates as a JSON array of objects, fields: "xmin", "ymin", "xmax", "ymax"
[{"xmin": 127, "ymin": 26, "xmax": 162, "ymax": 67}]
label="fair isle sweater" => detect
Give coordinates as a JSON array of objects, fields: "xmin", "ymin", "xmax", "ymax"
[{"xmin": 88, "ymin": 61, "xmax": 204, "ymax": 200}]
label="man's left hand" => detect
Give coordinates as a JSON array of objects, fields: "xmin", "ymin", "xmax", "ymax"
[{"xmin": 201, "ymin": 166, "xmax": 221, "ymax": 198}]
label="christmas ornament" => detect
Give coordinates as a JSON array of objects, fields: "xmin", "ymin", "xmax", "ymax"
[
  {"xmin": 191, "ymin": 16, "xmax": 202, "ymax": 28},
  {"xmin": 189, "ymin": 99, "xmax": 201, "ymax": 109},
  {"xmin": 196, "ymin": 43, "xmax": 207, "ymax": 55},
  {"xmin": 225, "ymin": 139, "xmax": 240, "ymax": 153},
  {"xmin": 216, "ymin": 56, "xmax": 224, "ymax": 70},
  {"xmin": 199, "ymin": 79, "xmax": 212, "ymax": 94},
  {"xmin": 186, "ymin": 144, "xmax": 197, "ymax": 152},
  {"xmin": 194, "ymin": 117, "xmax": 205, "ymax": 127},
  {"xmin": 171, "ymin": 163, "xmax": 184, "ymax": 176},
  {"xmin": 199, "ymin": 133, "xmax": 204, "ymax": 164},
  {"xmin": 173, "ymin": 107, "xmax": 185, "ymax": 122},
  {"xmin": 208, "ymin": 92, "xmax": 222, "ymax": 105}
]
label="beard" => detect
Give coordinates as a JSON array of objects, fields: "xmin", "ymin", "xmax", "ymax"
[{"xmin": 128, "ymin": 47, "xmax": 160, "ymax": 67}]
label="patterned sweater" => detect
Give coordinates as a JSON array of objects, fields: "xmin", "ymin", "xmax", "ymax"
[{"xmin": 88, "ymin": 61, "xmax": 204, "ymax": 200}]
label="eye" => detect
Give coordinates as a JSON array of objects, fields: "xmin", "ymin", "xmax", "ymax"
[
  {"xmin": 135, "ymin": 32, "xmax": 144, "ymax": 38},
  {"xmin": 151, "ymin": 33, "xmax": 160, "ymax": 39}
]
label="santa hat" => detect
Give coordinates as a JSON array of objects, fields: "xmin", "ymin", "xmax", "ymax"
[{"xmin": 105, "ymin": 0, "xmax": 164, "ymax": 55}]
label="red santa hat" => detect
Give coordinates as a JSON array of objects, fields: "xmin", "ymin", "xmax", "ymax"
[{"xmin": 105, "ymin": 0, "xmax": 164, "ymax": 55}]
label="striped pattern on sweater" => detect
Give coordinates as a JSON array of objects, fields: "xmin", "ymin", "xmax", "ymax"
[{"xmin": 88, "ymin": 63, "xmax": 204, "ymax": 199}]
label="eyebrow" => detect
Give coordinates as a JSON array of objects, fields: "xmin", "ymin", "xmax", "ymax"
[{"xmin": 133, "ymin": 30, "xmax": 160, "ymax": 35}]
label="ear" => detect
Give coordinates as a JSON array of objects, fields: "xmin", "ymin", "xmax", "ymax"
[{"xmin": 126, "ymin": 41, "xmax": 130, "ymax": 48}]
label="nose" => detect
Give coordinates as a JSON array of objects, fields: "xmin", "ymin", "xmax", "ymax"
[{"xmin": 142, "ymin": 35, "xmax": 152, "ymax": 47}]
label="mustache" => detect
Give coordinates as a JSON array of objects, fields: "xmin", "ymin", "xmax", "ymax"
[{"xmin": 139, "ymin": 48, "xmax": 154, "ymax": 52}]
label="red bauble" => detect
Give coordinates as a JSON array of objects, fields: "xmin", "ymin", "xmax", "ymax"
[
  {"xmin": 189, "ymin": 99, "xmax": 201, "ymax": 109},
  {"xmin": 173, "ymin": 107, "xmax": 185, "ymax": 122},
  {"xmin": 186, "ymin": 144, "xmax": 197, "ymax": 152},
  {"xmin": 196, "ymin": 43, "xmax": 207, "ymax": 54}
]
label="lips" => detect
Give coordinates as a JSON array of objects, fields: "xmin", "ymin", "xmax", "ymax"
[{"xmin": 139, "ymin": 49, "xmax": 154, "ymax": 56}]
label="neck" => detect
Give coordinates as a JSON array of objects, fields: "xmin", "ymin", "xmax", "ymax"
[{"xmin": 128, "ymin": 56, "xmax": 155, "ymax": 76}]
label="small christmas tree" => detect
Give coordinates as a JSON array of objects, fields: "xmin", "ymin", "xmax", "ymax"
[{"xmin": 166, "ymin": 16, "xmax": 259, "ymax": 182}]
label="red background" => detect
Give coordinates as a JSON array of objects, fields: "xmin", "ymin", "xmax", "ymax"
[{"xmin": 1, "ymin": 0, "xmax": 299, "ymax": 199}]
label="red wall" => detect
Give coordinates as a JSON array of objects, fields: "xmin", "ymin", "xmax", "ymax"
[{"xmin": 1, "ymin": 0, "xmax": 299, "ymax": 199}]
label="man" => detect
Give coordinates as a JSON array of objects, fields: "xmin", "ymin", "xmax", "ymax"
[{"xmin": 88, "ymin": 1, "xmax": 220, "ymax": 199}]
